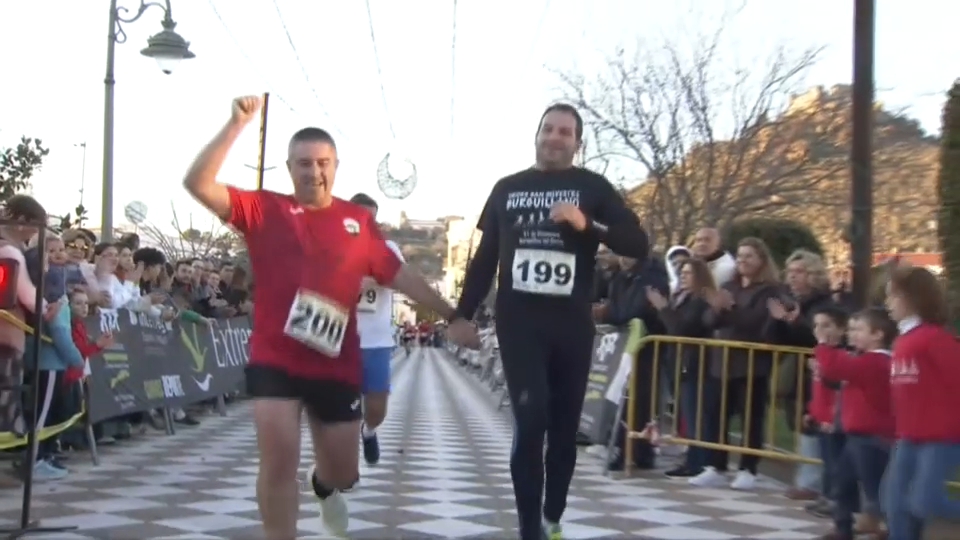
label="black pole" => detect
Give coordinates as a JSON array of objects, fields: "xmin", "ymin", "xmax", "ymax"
[
  {"xmin": 850, "ymin": 0, "xmax": 876, "ymax": 309},
  {"xmin": 19, "ymin": 231, "xmax": 46, "ymax": 530}
]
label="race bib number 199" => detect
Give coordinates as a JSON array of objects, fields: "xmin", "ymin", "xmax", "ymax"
[
  {"xmin": 511, "ymin": 249, "xmax": 576, "ymax": 296},
  {"xmin": 284, "ymin": 290, "xmax": 349, "ymax": 356}
]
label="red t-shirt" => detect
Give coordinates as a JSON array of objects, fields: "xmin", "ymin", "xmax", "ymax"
[{"xmin": 227, "ymin": 187, "xmax": 402, "ymax": 387}]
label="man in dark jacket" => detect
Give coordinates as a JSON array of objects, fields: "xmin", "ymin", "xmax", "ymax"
[
  {"xmin": 592, "ymin": 247, "xmax": 619, "ymax": 303},
  {"xmin": 601, "ymin": 256, "xmax": 670, "ymax": 471}
]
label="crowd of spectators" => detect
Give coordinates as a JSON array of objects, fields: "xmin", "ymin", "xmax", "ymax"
[
  {"xmin": 0, "ymin": 195, "xmax": 253, "ymax": 484},
  {"xmin": 591, "ymin": 224, "xmax": 960, "ymax": 538}
]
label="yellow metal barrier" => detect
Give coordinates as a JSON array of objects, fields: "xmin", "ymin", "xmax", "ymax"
[
  {"xmin": 620, "ymin": 335, "xmax": 960, "ymax": 489},
  {"xmin": 623, "ymin": 335, "xmax": 817, "ymax": 477}
]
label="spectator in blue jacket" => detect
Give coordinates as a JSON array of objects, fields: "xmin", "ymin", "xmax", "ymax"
[{"xmin": 23, "ymin": 298, "xmax": 84, "ymax": 481}]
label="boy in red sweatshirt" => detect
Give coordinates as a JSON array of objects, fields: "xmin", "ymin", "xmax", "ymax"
[
  {"xmin": 805, "ymin": 306, "xmax": 846, "ymax": 518},
  {"xmin": 64, "ymin": 289, "xmax": 112, "ymax": 388},
  {"xmin": 814, "ymin": 307, "xmax": 896, "ymax": 540},
  {"xmin": 883, "ymin": 267, "xmax": 960, "ymax": 540}
]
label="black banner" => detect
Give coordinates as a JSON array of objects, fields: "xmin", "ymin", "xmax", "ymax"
[
  {"xmin": 85, "ymin": 310, "xmax": 250, "ymax": 422},
  {"xmin": 578, "ymin": 325, "xmax": 630, "ymax": 445}
]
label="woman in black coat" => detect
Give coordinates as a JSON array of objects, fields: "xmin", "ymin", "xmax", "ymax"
[{"xmin": 646, "ymin": 258, "xmax": 718, "ymax": 478}]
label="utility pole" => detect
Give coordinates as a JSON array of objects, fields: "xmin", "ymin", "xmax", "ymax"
[{"xmin": 850, "ymin": 0, "xmax": 876, "ymax": 309}]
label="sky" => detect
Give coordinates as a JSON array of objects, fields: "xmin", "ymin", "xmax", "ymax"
[{"xmin": 2, "ymin": 0, "xmax": 958, "ymax": 235}]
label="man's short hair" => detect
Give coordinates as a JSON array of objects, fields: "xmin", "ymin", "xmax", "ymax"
[
  {"xmin": 350, "ymin": 193, "xmax": 378, "ymax": 209},
  {"xmin": 289, "ymin": 128, "xmax": 337, "ymax": 153},
  {"xmin": 133, "ymin": 247, "xmax": 165, "ymax": 267},
  {"xmin": 2, "ymin": 194, "xmax": 47, "ymax": 224},
  {"xmin": 537, "ymin": 103, "xmax": 584, "ymax": 141}
]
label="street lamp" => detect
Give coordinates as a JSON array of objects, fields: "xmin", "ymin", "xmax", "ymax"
[{"xmin": 101, "ymin": 0, "xmax": 195, "ymax": 241}]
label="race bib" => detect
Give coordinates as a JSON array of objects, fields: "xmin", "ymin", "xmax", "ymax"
[
  {"xmin": 511, "ymin": 249, "xmax": 576, "ymax": 296},
  {"xmin": 284, "ymin": 290, "xmax": 349, "ymax": 356},
  {"xmin": 357, "ymin": 288, "xmax": 378, "ymax": 313}
]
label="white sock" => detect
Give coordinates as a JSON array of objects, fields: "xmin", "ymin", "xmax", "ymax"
[{"xmin": 362, "ymin": 424, "xmax": 377, "ymax": 438}]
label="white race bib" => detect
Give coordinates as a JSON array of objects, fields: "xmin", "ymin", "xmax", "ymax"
[
  {"xmin": 357, "ymin": 288, "xmax": 378, "ymax": 313},
  {"xmin": 284, "ymin": 290, "xmax": 349, "ymax": 356},
  {"xmin": 511, "ymin": 249, "xmax": 576, "ymax": 296}
]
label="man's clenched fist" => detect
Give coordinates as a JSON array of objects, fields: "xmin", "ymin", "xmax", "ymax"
[{"xmin": 231, "ymin": 95, "xmax": 262, "ymax": 125}]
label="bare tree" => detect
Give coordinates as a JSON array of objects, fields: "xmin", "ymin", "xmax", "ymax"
[
  {"xmin": 140, "ymin": 202, "xmax": 240, "ymax": 261},
  {"xmin": 556, "ymin": 26, "xmax": 847, "ymax": 246}
]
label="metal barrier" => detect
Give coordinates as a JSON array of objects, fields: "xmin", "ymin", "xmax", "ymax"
[
  {"xmin": 622, "ymin": 335, "xmax": 817, "ymax": 477},
  {"xmin": 450, "ymin": 330, "xmax": 510, "ymax": 410}
]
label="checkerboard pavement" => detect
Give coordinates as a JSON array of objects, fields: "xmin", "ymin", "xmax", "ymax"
[{"xmin": 0, "ymin": 348, "xmax": 834, "ymax": 539}]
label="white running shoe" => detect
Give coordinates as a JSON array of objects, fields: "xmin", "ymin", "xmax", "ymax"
[
  {"xmin": 688, "ymin": 466, "xmax": 727, "ymax": 487},
  {"xmin": 306, "ymin": 464, "xmax": 349, "ymax": 537},
  {"xmin": 730, "ymin": 470, "xmax": 757, "ymax": 490}
]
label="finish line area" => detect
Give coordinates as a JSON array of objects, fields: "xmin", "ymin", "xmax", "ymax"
[{"xmin": 3, "ymin": 348, "xmax": 828, "ymax": 539}]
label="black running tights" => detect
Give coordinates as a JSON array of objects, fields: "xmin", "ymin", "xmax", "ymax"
[{"xmin": 498, "ymin": 312, "xmax": 594, "ymax": 540}]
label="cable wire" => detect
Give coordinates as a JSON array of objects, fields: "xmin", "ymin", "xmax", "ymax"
[
  {"xmin": 269, "ymin": 0, "xmax": 345, "ymax": 137},
  {"xmin": 449, "ymin": 0, "xmax": 459, "ymax": 141},
  {"xmin": 364, "ymin": 0, "xmax": 397, "ymax": 141},
  {"xmin": 206, "ymin": 0, "xmax": 297, "ymax": 112},
  {"xmin": 524, "ymin": 0, "xmax": 552, "ymax": 78}
]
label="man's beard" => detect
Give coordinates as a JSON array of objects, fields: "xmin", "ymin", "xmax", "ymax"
[{"xmin": 536, "ymin": 147, "xmax": 573, "ymax": 169}]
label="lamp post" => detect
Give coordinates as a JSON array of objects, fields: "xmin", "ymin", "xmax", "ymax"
[{"xmin": 101, "ymin": 0, "xmax": 195, "ymax": 241}]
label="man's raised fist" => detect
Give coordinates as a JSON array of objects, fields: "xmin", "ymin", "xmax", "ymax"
[{"xmin": 231, "ymin": 95, "xmax": 262, "ymax": 125}]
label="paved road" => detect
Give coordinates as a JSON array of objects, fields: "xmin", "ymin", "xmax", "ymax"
[{"xmin": 0, "ymin": 348, "xmax": 831, "ymax": 539}]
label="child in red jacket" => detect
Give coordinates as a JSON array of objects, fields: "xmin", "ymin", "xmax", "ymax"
[
  {"xmin": 814, "ymin": 307, "xmax": 896, "ymax": 540},
  {"xmin": 64, "ymin": 289, "xmax": 112, "ymax": 387},
  {"xmin": 884, "ymin": 266, "xmax": 960, "ymax": 540},
  {"xmin": 805, "ymin": 306, "xmax": 847, "ymax": 517}
]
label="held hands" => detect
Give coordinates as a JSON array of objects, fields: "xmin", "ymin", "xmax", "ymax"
[
  {"xmin": 645, "ymin": 286, "xmax": 668, "ymax": 310},
  {"xmin": 549, "ymin": 203, "xmax": 587, "ymax": 231},
  {"xmin": 447, "ymin": 318, "xmax": 481, "ymax": 349},
  {"xmin": 231, "ymin": 96, "xmax": 262, "ymax": 126}
]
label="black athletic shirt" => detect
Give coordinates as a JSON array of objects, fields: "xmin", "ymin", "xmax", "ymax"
[{"xmin": 454, "ymin": 167, "xmax": 648, "ymax": 319}]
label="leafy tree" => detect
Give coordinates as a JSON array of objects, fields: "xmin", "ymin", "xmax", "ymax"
[
  {"xmin": 938, "ymin": 80, "xmax": 960, "ymax": 323},
  {"xmin": 722, "ymin": 217, "xmax": 823, "ymax": 268},
  {"xmin": 57, "ymin": 204, "xmax": 89, "ymax": 232},
  {"xmin": 0, "ymin": 136, "xmax": 49, "ymax": 201}
]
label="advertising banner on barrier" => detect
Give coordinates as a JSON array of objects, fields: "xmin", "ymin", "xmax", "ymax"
[
  {"xmin": 578, "ymin": 319, "xmax": 645, "ymax": 445},
  {"xmin": 85, "ymin": 310, "xmax": 250, "ymax": 422}
]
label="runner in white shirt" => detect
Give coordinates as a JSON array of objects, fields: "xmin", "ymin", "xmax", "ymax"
[{"xmin": 350, "ymin": 193, "xmax": 404, "ymax": 465}]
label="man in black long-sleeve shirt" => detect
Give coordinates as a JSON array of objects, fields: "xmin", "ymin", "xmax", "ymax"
[{"xmin": 451, "ymin": 103, "xmax": 649, "ymax": 540}]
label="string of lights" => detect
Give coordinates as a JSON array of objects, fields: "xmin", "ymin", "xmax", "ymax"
[
  {"xmin": 205, "ymin": 0, "xmax": 298, "ymax": 113},
  {"xmin": 450, "ymin": 0, "xmax": 459, "ymax": 141},
  {"xmin": 269, "ymin": 0, "xmax": 346, "ymax": 138},
  {"xmin": 364, "ymin": 0, "xmax": 397, "ymax": 141}
]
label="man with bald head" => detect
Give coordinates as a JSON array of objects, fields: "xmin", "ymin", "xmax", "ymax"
[{"xmin": 691, "ymin": 228, "xmax": 736, "ymax": 286}]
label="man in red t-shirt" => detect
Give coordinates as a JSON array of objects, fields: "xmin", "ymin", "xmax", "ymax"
[{"xmin": 183, "ymin": 96, "xmax": 479, "ymax": 540}]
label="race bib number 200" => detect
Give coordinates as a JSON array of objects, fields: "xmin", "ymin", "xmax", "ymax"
[
  {"xmin": 512, "ymin": 249, "xmax": 575, "ymax": 296},
  {"xmin": 284, "ymin": 290, "xmax": 349, "ymax": 356}
]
